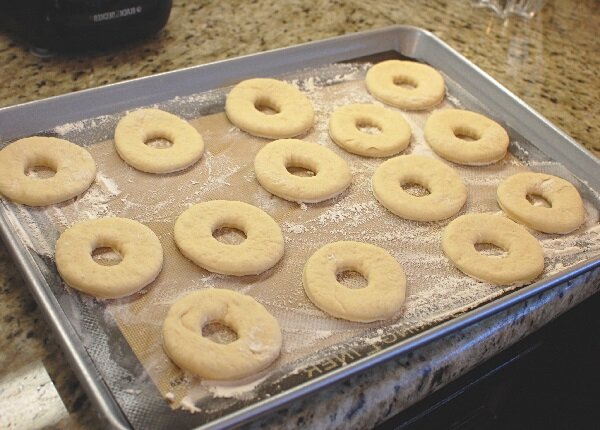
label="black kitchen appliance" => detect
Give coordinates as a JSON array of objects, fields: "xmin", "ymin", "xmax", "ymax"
[{"xmin": 0, "ymin": 0, "xmax": 172, "ymax": 51}]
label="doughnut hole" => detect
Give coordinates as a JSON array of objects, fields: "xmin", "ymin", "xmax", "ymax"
[
  {"xmin": 452, "ymin": 125, "xmax": 481, "ymax": 142},
  {"xmin": 474, "ymin": 242, "xmax": 508, "ymax": 258},
  {"xmin": 526, "ymin": 193, "xmax": 552, "ymax": 208},
  {"xmin": 336, "ymin": 270, "xmax": 368, "ymax": 289},
  {"xmin": 285, "ymin": 154, "xmax": 317, "ymax": 177},
  {"xmin": 202, "ymin": 321, "xmax": 239, "ymax": 344},
  {"xmin": 91, "ymin": 246, "xmax": 123, "ymax": 266},
  {"xmin": 213, "ymin": 226, "xmax": 247, "ymax": 245},
  {"xmin": 393, "ymin": 75, "xmax": 418, "ymax": 89},
  {"xmin": 401, "ymin": 182, "xmax": 431, "ymax": 197},
  {"xmin": 143, "ymin": 130, "xmax": 174, "ymax": 149},
  {"xmin": 355, "ymin": 118, "xmax": 382, "ymax": 135},
  {"xmin": 286, "ymin": 166, "xmax": 315, "ymax": 177},
  {"xmin": 25, "ymin": 156, "xmax": 57, "ymax": 179},
  {"xmin": 254, "ymin": 96, "xmax": 280, "ymax": 115}
]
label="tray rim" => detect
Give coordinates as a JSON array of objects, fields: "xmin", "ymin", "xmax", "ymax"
[{"xmin": 1, "ymin": 24, "xmax": 599, "ymax": 430}]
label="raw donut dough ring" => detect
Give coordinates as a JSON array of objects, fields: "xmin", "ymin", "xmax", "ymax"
[
  {"xmin": 162, "ymin": 289, "xmax": 282, "ymax": 380},
  {"xmin": 0, "ymin": 136, "xmax": 96, "ymax": 206},
  {"xmin": 225, "ymin": 78, "xmax": 314, "ymax": 139},
  {"xmin": 254, "ymin": 139, "xmax": 352, "ymax": 203},
  {"xmin": 372, "ymin": 155, "xmax": 467, "ymax": 221},
  {"xmin": 114, "ymin": 108, "xmax": 204, "ymax": 173},
  {"xmin": 55, "ymin": 217, "xmax": 163, "ymax": 298},
  {"xmin": 328, "ymin": 103, "xmax": 412, "ymax": 157},
  {"xmin": 303, "ymin": 241, "xmax": 406, "ymax": 322},
  {"xmin": 424, "ymin": 109, "xmax": 509, "ymax": 166},
  {"xmin": 497, "ymin": 172, "xmax": 585, "ymax": 234},
  {"xmin": 365, "ymin": 60, "xmax": 445, "ymax": 111},
  {"xmin": 174, "ymin": 200, "xmax": 284, "ymax": 276},
  {"xmin": 442, "ymin": 213, "xmax": 544, "ymax": 285}
]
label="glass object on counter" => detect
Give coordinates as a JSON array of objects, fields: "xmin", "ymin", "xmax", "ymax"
[{"xmin": 472, "ymin": 0, "xmax": 545, "ymax": 18}]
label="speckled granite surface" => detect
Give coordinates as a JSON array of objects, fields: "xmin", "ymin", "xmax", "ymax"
[{"xmin": 0, "ymin": 0, "xmax": 598, "ymax": 429}]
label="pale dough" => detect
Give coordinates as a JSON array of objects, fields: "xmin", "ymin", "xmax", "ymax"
[
  {"xmin": 303, "ymin": 241, "xmax": 406, "ymax": 322},
  {"xmin": 162, "ymin": 289, "xmax": 282, "ymax": 380},
  {"xmin": 0, "ymin": 136, "xmax": 96, "ymax": 206},
  {"xmin": 174, "ymin": 200, "xmax": 284, "ymax": 276},
  {"xmin": 225, "ymin": 78, "xmax": 314, "ymax": 138},
  {"xmin": 114, "ymin": 108, "xmax": 204, "ymax": 173},
  {"xmin": 365, "ymin": 60, "xmax": 445, "ymax": 111},
  {"xmin": 371, "ymin": 155, "xmax": 467, "ymax": 221},
  {"xmin": 55, "ymin": 217, "xmax": 163, "ymax": 298},
  {"xmin": 424, "ymin": 109, "xmax": 509, "ymax": 165},
  {"xmin": 328, "ymin": 103, "xmax": 412, "ymax": 157},
  {"xmin": 497, "ymin": 172, "xmax": 585, "ymax": 234},
  {"xmin": 442, "ymin": 213, "xmax": 544, "ymax": 285},
  {"xmin": 254, "ymin": 139, "xmax": 352, "ymax": 203}
]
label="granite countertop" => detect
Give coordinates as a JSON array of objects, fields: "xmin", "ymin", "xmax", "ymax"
[{"xmin": 0, "ymin": 0, "xmax": 599, "ymax": 429}]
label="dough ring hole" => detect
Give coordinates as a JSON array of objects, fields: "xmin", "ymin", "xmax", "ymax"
[
  {"xmin": 355, "ymin": 119, "xmax": 382, "ymax": 135},
  {"xmin": 285, "ymin": 157, "xmax": 318, "ymax": 177},
  {"xmin": 393, "ymin": 75, "xmax": 418, "ymax": 89},
  {"xmin": 25, "ymin": 165, "xmax": 57, "ymax": 179},
  {"xmin": 201, "ymin": 321, "xmax": 239, "ymax": 344},
  {"xmin": 254, "ymin": 97, "xmax": 281, "ymax": 115},
  {"xmin": 526, "ymin": 193, "xmax": 552, "ymax": 208},
  {"xmin": 452, "ymin": 126, "xmax": 481, "ymax": 142},
  {"xmin": 474, "ymin": 242, "xmax": 508, "ymax": 258},
  {"xmin": 212, "ymin": 226, "xmax": 247, "ymax": 245},
  {"xmin": 401, "ymin": 182, "xmax": 431, "ymax": 197},
  {"xmin": 143, "ymin": 132, "xmax": 174, "ymax": 149},
  {"xmin": 336, "ymin": 270, "xmax": 368, "ymax": 289},
  {"xmin": 91, "ymin": 246, "xmax": 123, "ymax": 266},
  {"xmin": 286, "ymin": 166, "xmax": 316, "ymax": 177}
]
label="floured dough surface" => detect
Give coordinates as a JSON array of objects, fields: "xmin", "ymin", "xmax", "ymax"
[
  {"xmin": 163, "ymin": 289, "xmax": 282, "ymax": 380},
  {"xmin": 372, "ymin": 154, "xmax": 467, "ymax": 221},
  {"xmin": 497, "ymin": 172, "xmax": 585, "ymax": 234},
  {"xmin": 424, "ymin": 109, "xmax": 509, "ymax": 165},
  {"xmin": 174, "ymin": 200, "xmax": 284, "ymax": 276},
  {"xmin": 0, "ymin": 136, "xmax": 96, "ymax": 206},
  {"xmin": 328, "ymin": 103, "xmax": 411, "ymax": 157},
  {"xmin": 254, "ymin": 138, "xmax": 352, "ymax": 203},
  {"xmin": 225, "ymin": 78, "xmax": 314, "ymax": 138},
  {"xmin": 303, "ymin": 241, "xmax": 406, "ymax": 322},
  {"xmin": 114, "ymin": 108, "xmax": 204, "ymax": 173},
  {"xmin": 55, "ymin": 217, "xmax": 164, "ymax": 298},
  {"xmin": 365, "ymin": 60, "xmax": 445, "ymax": 110},
  {"xmin": 442, "ymin": 213, "xmax": 544, "ymax": 285}
]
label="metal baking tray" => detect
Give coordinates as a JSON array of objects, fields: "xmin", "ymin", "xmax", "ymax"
[{"xmin": 1, "ymin": 26, "xmax": 599, "ymax": 430}]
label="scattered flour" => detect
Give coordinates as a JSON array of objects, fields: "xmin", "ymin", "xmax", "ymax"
[{"xmin": 200, "ymin": 374, "xmax": 269, "ymax": 399}]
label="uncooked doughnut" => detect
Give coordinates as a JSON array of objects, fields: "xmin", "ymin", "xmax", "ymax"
[
  {"xmin": 0, "ymin": 136, "xmax": 96, "ymax": 206},
  {"xmin": 303, "ymin": 241, "xmax": 406, "ymax": 322},
  {"xmin": 114, "ymin": 108, "xmax": 204, "ymax": 173},
  {"xmin": 442, "ymin": 213, "xmax": 544, "ymax": 285},
  {"xmin": 365, "ymin": 60, "xmax": 445, "ymax": 110},
  {"xmin": 371, "ymin": 155, "xmax": 467, "ymax": 221},
  {"xmin": 328, "ymin": 103, "xmax": 412, "ymax": 157},
  {"xmin": 254, "ymin": 139, "xmax": 352, "ymax": 203},
  {"xmin": 162, "ymin": 289, "xmax": 282, "ymax": 380},
  {"xmin": 424, "ymin": 109, "xmax": 509, "ymax": 165},
  {"xmin": 55, "ymin": 217, "xmax": 163, "ymax": 298},
  {"xmin": 174, "ymin": 200, "xmax": 284, "ymax": 276},
  {"xmin": 497, "ymin": 172, "xmax": 585, "ymax": 234},
  {"xmin": 225, "ymin": 78, "xmax": 314, "ymax": 138}
]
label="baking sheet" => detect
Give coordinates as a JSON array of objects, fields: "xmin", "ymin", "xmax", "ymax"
[{"xmin": 1, "ymin": 56, "xmax": 599, "ymax": 429}]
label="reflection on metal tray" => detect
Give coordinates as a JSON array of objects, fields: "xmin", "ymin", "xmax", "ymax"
[{"xmin": 0, "ymin": 26, "xmax": 599, "ymax": 430}]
